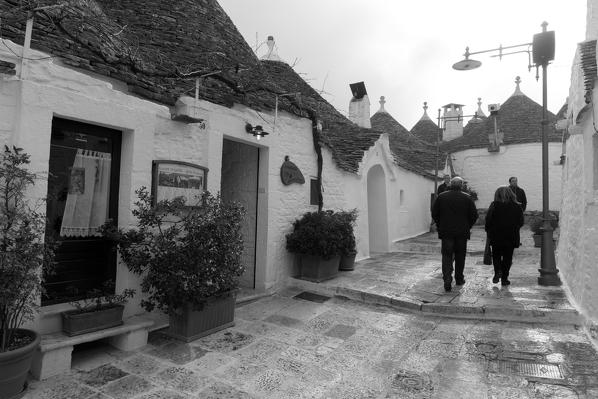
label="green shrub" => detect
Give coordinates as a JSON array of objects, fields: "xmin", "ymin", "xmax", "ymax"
[
  {"xmin": 0, "ymin": 146, "xmax": 55, "ymax": 352},
  {"xmin": 286, "ymin": 210, "xmax": 344, "ymax": 260},
  {"xmin": 103, "ymin": 188, "xmax": 245, "ymax": 316},
  {"xmin": 333, "ymin": 209, "xmax": 358, "ymax": 256}
]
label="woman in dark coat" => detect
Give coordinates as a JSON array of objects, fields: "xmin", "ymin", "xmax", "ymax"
[{"xmin": 485, "ymin": 186, "xmax": 524, "ymax": 286}]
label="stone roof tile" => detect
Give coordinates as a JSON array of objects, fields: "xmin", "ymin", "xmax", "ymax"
[{"xmin": 440, "ymin": 93, "xmax": 561, "ymax": 153}]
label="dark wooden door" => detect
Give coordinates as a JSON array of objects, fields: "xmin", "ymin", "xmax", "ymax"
[{"xmin": 43, "ymin": 118, "xmax": 121, "ymax": 305}]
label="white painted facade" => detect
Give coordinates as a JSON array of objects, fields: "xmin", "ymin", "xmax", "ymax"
[
  {"xmin": 556, "ymin": 0, "xmax": 598, "ymax": 340},
  {"xmin": 450, "ymin": 143, "xmax": 563, "ymax": 211},
  {"xmin": 1, "ymin": 39, "xmax": 434, "ymax": 334}
]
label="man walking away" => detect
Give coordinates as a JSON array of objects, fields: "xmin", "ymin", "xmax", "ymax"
[
  {"xmin": 508, "ymin": 176, "xmax": 527, "ymax": 211},
  {"xmin": 431, "ymin": 177, "xmax": 479, "ymax": 292}
]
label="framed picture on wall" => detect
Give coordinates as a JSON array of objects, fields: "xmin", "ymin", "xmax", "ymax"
[{"xmin": 152, "ymin": 160, "xmax": 208, "ymax": 206}]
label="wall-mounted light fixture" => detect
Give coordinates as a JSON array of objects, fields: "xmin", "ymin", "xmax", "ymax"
[{"xmin": 245, "ymin": 123, "xmax": 269, "ymax": 140}]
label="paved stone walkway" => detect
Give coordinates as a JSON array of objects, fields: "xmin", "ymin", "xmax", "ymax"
[
  {"xmin": 23, "ymin": 292, "xmax": 598, "ymax": 398},
  {"xmin": 22, "ymin": 225, "xmax": 598, "ymax": 398},
  {"xmin": 290, "ymin": 226, "xmax": 579, "ymax": 325}
]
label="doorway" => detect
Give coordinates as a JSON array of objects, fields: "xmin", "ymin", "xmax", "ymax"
[
  {"xmin": 220, "ymin": 139, "xmax": 259, "ymax": 289},
  {"xmin": 367, "ymin": 164, "xmax": 389, "ymax": 253},
  {"xmin": 43, "ymin": 118, "xmax": 121, "ymax": 305}
]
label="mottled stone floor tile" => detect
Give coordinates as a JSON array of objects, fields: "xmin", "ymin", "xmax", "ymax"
[
  {"xmin": 23, "ymin": 378, "xmax": 96, "ymax": 399},
  {"xmin": 187, "ymin": 351, "xmax": 236, "ymax": 374},
  {"xmin": 100, "ymin": 374, "xmax": 154, "ymax": 399},
  {"xmin": 146, "ymin": 341, "xmax": 208, "ymax": 365},
  {"xmin": 192, "ymin": 330, "xmax": 255, "ymax": 353},
  {"xmin": 232, "ymin": 338, "xmax": 286, "ymax": 364},
  {"xmin": 154, "ymin": 366, "xmax": 211, "ymax": 394},
  {"xmin": 324, "ymin": 324, "xmax": 356, "ymax": 340},
  {"xmin": 196, "ymin": 381, "xmax": 255, "ymax": 399},
  {"xmin": 134, "ymin": 389, "xmax": 190, "ymax": 399},
  {"xmin": 116, "ymin": 353, "xmax": 165, "ymax": 376},
  {"xmin": 78, "ymin": 364, "xmax": 128, "ymax": 387}
]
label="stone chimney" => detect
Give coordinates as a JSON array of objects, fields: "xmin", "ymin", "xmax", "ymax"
[
  {"xmin": 442, "ymin": 103, "xmax": 464, "ymax": 141},
  {"xmin": 348, "ymin": 81, "xmax": 371, "ymax": 128},
  {"xmin": 260, "ymin": 35, "xmax": 285, "ymax": 63}
]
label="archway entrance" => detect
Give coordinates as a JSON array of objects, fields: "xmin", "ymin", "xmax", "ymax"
[{"xmin": 367, "ymin": 164, "xmax": 389, "ymax": 253}]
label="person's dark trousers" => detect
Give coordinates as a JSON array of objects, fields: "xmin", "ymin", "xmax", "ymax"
[
  {"xmin": 491, "ymin": 244, "xmax": 515, "ymax": 280},
  {"xmin": 441, "ymin": 237, "xmax": 468, "ymax": 285}
]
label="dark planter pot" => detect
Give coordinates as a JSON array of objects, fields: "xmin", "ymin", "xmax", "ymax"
[
  {"xmin": 0, "ymin": 329, "xmax": 40, "ymax": 399},
  {"xmin": 299, "ymin": 254, "xmax": 340, "ymax": 282},
  {"xmin": 62, "ymin": 304, "xmax": 125, "ymax": 337},
  {"xmin": 339, "ymin": 251, "xmax": 357, "ymax": 271},
  {"xmin": 167, "ymin": 291, "xmax": 237, "ymax": 342}
]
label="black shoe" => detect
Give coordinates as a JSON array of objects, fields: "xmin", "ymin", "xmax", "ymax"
[
  {"xmin": 444, "ymin": 284, "xmax": 452, "ymax": 292},
  {"xmin": 501, "ymin": 280, "xmax": 511, "ymax": 286},
  {"xmin": 456, "ymin": 279, "xmax": 465, "ymax": 286},
  {"xmin": 492, "ymin": 275, "xmax": 500, "ymax": 284}
]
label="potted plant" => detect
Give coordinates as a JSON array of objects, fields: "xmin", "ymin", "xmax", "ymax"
[
  {"xmin": 335, "ymin": 209, "xmax": 358, "ymax": 271},
  {"xmin": 0, "ymin": 146, "xmax": 55, "ymax": 398},
  {"xmin": 61, "ymin": 281, "xmax": 135, "ymax": 336},
  {"xmin": 286, "ymin": 210, "xmax": 342, "ymax": 282},
  {"xmin": 103, "ymin": 188, "xmax": 245, "ymax": 342}
]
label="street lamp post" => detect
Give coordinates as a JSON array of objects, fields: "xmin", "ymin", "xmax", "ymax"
[{"xmin": 452, "ymin": 21, "xmax": 561, "ymax": 286}]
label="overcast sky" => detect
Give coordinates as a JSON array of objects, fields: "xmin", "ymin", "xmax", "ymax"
[{"xmin": 219, "ymin": 1, "xmax": 587, "ymax": 129}]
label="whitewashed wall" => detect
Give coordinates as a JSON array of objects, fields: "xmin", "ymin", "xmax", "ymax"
[
  {"xmin": 356, "ymin": 134, "xmax": 434, "ymax": 256},
  {"xmin": 450, "ymin": 144, "xmax": 563, "ymax": 211},
  {"xmin": 0, "ymin": 39, "xmax": 326, "ymax": 328},
  {"xmin": 0, "ymin": 41, "xmax": 162, "ymax": 332},
  {"xmin": 557, "ymin": 38, "xmax": 598, "ymax": 335}
]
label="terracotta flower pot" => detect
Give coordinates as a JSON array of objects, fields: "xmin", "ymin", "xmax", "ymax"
[
  {"xmin": 0, "ymin": 329, "xmax": 40, "ymax": 399},
  {"xmin": 61, "ymin": 304, "xmax": 125, "ymax": 336}
]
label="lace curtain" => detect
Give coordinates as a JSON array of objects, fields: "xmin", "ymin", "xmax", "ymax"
[{"xmin": 60, "ymin": 149, "xmax": 111, "ymax": 237}]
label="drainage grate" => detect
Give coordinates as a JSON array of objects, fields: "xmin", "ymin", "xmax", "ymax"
[
  {"xmin": 293, "ymin": 291, "xmax": 331, "ymax": 303},
  {"xmin": 495, "ymin": 361, "xmax": 563, "ymax": 379}
]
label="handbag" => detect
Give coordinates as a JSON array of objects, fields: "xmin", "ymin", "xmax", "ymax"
[{"xmin": 483, "ymin": 234, "xmax": 492, "ymax": 265}]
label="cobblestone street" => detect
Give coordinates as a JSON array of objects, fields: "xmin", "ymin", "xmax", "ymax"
[
  {"xmin": 23, "ymin": 292, "xmax": 598, "ymax": 399},
  {"xmin": 22, "ymin": 226, "xmax": 598, "ymax": 398}
]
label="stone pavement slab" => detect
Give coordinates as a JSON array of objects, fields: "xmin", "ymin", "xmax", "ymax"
[
  {"xmin": 289, "ymin": 226, "xmax": 581, "ymax": 325},
  {"xmin": 22, "ymin": 293, "xmax": 598, "ymax": 398}
]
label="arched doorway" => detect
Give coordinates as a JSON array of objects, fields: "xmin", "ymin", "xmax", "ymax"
[{"xmin": 367, "ymin": 164, "xmax": 389, "ymax": 253}]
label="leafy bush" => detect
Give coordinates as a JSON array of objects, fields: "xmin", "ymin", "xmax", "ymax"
[
  {"xmin": 333, "ymin": 209, "xmax": 358, "ymax": 255},
  {"xmin": 286, "ymin": 210, "xmax": 345, "ymax": 260},
  {"xmin": 67, "ymin": 280, "xmax": 135, "ymax": 314},
  {"xmin": 103, "ymin": 188, "xmax": 245, "ymax": 316},
  {"xmin": 0, "ymin": 146, "xmax": 55, "ymax": 352}
]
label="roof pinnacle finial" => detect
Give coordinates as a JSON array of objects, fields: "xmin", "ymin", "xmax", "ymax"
[
  {"xmin": 474, "ymin": 97, "xmax": 486, "ymax": 119},
  {"xmin": 420, "ymin": 101, "xmax": 431, "ymax": 121},
  {"xmin": 378, "ymin": 96, "xmax": 387, "ymax": 113},
  {"xmin": 260, "ymin": 35, "xmax": 284, "ymax": 63},
  {"xmin": 513, "ymin": 76, "xmax": 523, "ymax": 96}
]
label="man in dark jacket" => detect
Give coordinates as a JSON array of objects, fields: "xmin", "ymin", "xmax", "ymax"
[
  {"xmin": 508, "ymin": 176, "xmax": 527, "ymax": 211},
  {"xmin": 437, "ymin": 175, "xmax": 451, "ymax": 195},
  {"xmin": 431, "ymin": 177, "xmax": 479, "ymax": 291}
]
